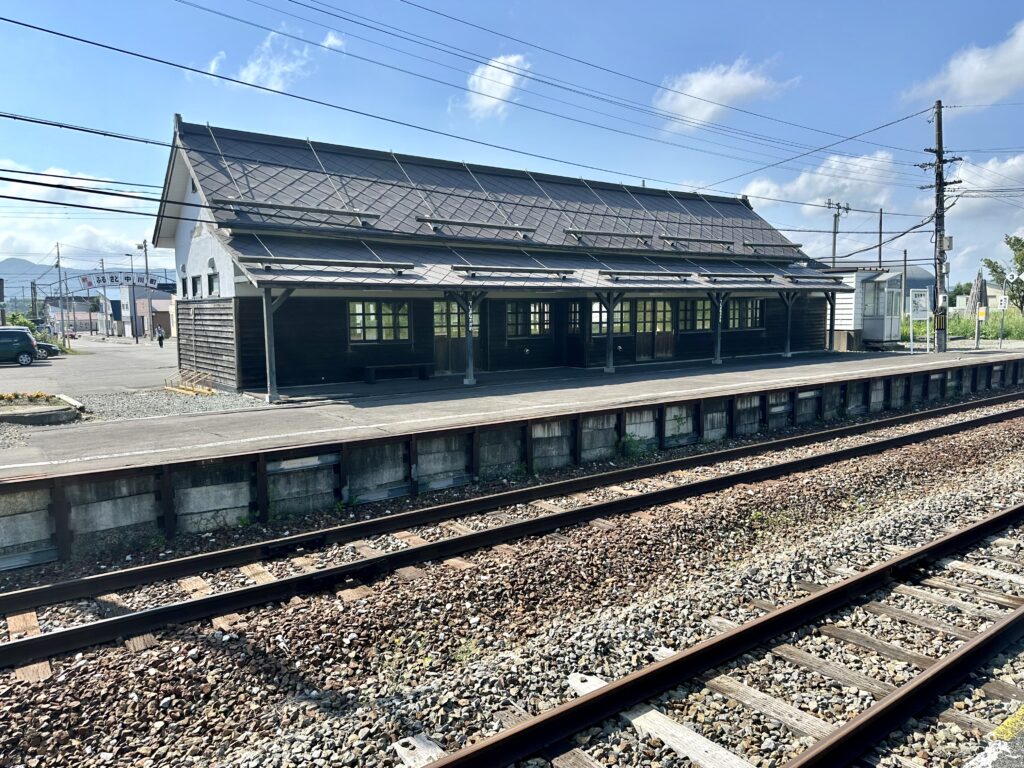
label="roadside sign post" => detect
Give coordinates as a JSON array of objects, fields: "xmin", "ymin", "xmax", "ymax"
[
  {"xmin": 909, "ymin": 289, "xmax": 931, "ymax": 354},
  {"xmin": 977, "ymin": 306, "xmax": 987, "ymax": 350},
  {"xmin": 998, "ymin": 296, "xmax": 1008, "ymax": 349}
]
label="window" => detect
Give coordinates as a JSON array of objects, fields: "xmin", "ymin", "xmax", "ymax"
[
  {"xmin": 181, "ymin": 278, "xmax": 188, "ymax": 298},
  {"xmin": 863, "ymin": 283, "xmax": 884, "ymax": 316},
  {"xmin": 568, "ymin": 302, "xmax": 581, "ymax": 334},
  {"xmin": 381, "ymin": 302, "xmax": 410, "ymax": 341},
  {"xmin": 207, "ymin": 272, "xmax": 220, "ymax": 297},
  {"xmin": 350, "ymin": 301, "xmax": 410, "ymax": 342},
  {"xmin": 725, "ymin": 298, "xmax": 765, "ymax": 330},
  {"xmin": 506, "ymin": 301, "xmax": 550, "ymax": 337},
  {"xmin": 654, "ymin": 300, "xmax": 673, "ymax": 332},
  {"xmin": 591, "ymin": 300, "xmax": 632, "ymax": 335},
  {"xmin": 349, "ymin": 301, "xmax": 378, "ymax": 342},
  {"xmin": 190, "ymin": 276, "xmax": 201, "ymax": 297},
  {"xmin": 434, "ymin": 301, "xmax": 478, "ymax": 338},
  {"xmin": 679, "ymin": 299, "xmax": 712, "ymax": 331}
]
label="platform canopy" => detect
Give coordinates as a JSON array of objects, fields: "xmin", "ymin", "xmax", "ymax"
[{"xmin": 224, "ymin": 235, "xmax": 846, "ymax": 294}]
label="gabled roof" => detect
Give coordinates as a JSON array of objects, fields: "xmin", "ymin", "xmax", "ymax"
[{"xmin": 154, "ymin": 116, "xmax": 805, "ymax": 263}]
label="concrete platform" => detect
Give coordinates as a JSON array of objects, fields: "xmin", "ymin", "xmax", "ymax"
[{"xmin": 0, "ymin": 348, "xmax": 1021, "ymax": 483}]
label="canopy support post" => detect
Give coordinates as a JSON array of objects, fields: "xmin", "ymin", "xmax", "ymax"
[
  {"xmin": 709, "ymin": 291, "xmax": 730, "ymax": 365},
  {"xmin": 779, "ymin": 291, "xmax": 799, "ymax": 358},
  {"xmin": 595, "ymin": 291, "xmax": 624, "ymax": 373},
  {"xmin": 447, "ymin": 290, "xmax": 487, "ymax": 386}
]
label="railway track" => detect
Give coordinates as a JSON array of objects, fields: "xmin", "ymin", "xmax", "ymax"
[
  {"xmin": 419, "ymin": 501, "xmax": 1024, "ymax": 767},
  {"xmin": 2, "ymin": 393, "xmax": 1024, "ymax": 679}
]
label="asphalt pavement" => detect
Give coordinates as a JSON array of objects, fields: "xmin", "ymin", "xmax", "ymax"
[{"xmin": 0, "ymin": 335, "xmax": 177, "ymax": 395}]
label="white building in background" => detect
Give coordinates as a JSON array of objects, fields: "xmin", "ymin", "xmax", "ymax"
[{"xmin": 826, "ymin": 267, "xmax": 903, "ymax": 350}]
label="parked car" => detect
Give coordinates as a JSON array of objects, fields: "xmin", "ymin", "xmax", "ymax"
[
  {"xmin": 35, "ymin": 341, "xmax": 60, "ymax": 360},
  {"xmin": 0, "ymin": 327, "xmax": 37, "ymax": 366}
]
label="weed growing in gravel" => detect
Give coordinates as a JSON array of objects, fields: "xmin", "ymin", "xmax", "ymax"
[
  {"xmin": 453, "ymin": 638, "xmax": 480, "ymax": 663},
  {"xmin": 618, "ymin": 433, "xmax": 650, "ymax": 459}
]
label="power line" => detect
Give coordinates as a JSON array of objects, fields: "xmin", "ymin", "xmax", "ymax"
[
  {"xmin": 0, "ymin": 109, "xmax": 929, "ymax": 219},
  {"xmin": 393, "ymin": 0, "xmax": 921, "ymax": 155},
  {"xmin": 247, "ymin": 0, "xmax": 926, "ymax": 176},
  {"xmin": 0, "ymin": 167, "xmax": 162, "ymax": 188},
  {"xmin": 172, "ymin": 0, "xmax": 922, "ymax": 188}
]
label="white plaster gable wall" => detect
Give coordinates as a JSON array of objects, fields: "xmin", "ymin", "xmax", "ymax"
[{"xmin": 174, "ymin": 185, "xmax": 239, "ymax": 299}]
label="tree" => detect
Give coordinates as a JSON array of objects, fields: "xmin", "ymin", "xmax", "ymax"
[
  {"xmin": 89, "ymin": 296, "xmax": 100, "ymax": 313},
  {"xmin": 982, "ymin": 235, "xmax": 1024, "ymax": 314},
  {"xmin": 948, "ymin": 281, "xmax": 972, "ymax": 301},
  {"xmin": 7, "ymin": 311, "xmax": 35, "ymax": 332}
]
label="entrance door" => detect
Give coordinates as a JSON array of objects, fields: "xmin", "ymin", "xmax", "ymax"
[
  {"xmin": 635, "ymin": 300, "xmax": 654, "ymax": 361},
  {"xmin": 884, "ymin": 289, "xmax": 902, "ymax": 341},
  {"xmin": 433, "ymin": 300, "xmax": 480, "ymax": 374},
  {"xmin": 653, "ymin": 300, "xmax": 674, "ymax": 358},
  {"xmin": 636, "ymin": 300, "xmax": 674, "ymax": 361}
]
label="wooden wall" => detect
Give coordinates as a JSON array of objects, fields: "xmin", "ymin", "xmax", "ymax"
[
  {"xmin": 176, "ymin": 298, "xmax": 238, "ymax": 389},
  {"xmin": 224, "ymin": 293, "xmax": 830, "ymax": 391}
]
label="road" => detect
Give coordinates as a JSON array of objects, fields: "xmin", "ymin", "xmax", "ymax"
[{"xmin": 0, "ymin": 335, "xmax": 177, "ymax": 395}]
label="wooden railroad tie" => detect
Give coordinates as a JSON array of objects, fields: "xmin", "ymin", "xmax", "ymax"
[
  {"xmin": 391, "ymin": 733, "xmax": 447, "ymax": 767},
  {"xmin": 496, "ymin": 703, "xmax": 603, "ymax": 768},
  {"xmin": 95, "ymin": 593, "xmax": 158, "ymax": 652},
  {"xmin": 178, "ymin": 575, "xmax": 242, "ymax": 631},
  {"xmin": 6, "ymin": 611, "xmax": 52, "ymax": 682}
]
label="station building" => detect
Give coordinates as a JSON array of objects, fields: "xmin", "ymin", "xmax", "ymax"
[{"xmin": 153, "ymin": 116, "xmax": 851, "ymax": 398}]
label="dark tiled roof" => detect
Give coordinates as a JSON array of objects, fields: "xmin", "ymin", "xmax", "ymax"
[
  {"xmin": 174, "ymin": 119, "xmax": 806, "ymax": 261},
  {"xmin": 227, "ymin": 234, "xmax": 847, "ymax": 293}
]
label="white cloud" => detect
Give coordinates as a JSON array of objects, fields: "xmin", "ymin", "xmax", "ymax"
[
  {"xmin": 321, "ymin": 31, "xmax": 344, "ymax": 50},
  {"xmin": 207, "ymin": 50, "xmax": 226, "ymax": 75},
  {"xmin": 237, "ymin": 31, "xmax": 313, "ymax": 91},
  {"xmin": 464, "ymin": 54, "xmax": 530, "ymax": 120},
  {"xmin": 0, "ymin": 161, "xmax": 173, "ymax": 274},
  {"xmin": 908, "ymin": 20, "xmax": 1024, "ymax": 104},
  {"xmin": 742, "ymin": 150, "xmax": 899, "ymax": 218},
  {"xmin": 653, "ymin": 58, "xmax": 792, "ymax": 129}
]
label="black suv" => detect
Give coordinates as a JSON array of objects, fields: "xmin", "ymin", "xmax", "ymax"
[{"xmin": 0, "ymin": 327, "xmax": 37, "ymax": 366}]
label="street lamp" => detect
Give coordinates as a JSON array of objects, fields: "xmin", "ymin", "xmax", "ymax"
[
  {"xmin": 125, "ymin": 252, "xmax": 138, "ymax": 344},
  {"xmin": 137, "ymin": 240, "xmax": 154, "ymax": 341}
]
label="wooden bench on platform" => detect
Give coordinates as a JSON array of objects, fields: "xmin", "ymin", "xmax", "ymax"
[{"xmin": 361, "ymin": 363, "xmax": 432, "ymax": 384}]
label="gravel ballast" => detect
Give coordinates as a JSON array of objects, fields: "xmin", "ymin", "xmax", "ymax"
[{"xmin": 5, "ymin": 410, "xmax": 1024, "ymax": 766}]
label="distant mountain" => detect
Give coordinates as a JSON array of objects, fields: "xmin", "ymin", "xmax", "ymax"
[{"xmin": 0, "ymin": 257, "xmax": 91, "ymax": 302}]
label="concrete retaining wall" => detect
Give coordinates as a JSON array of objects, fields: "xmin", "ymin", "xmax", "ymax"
[{"xmin": 2, "ymin": 356, "xmax": 1022, "ymax": 564}]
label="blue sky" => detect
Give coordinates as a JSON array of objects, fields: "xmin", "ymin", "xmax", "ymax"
[{"xmin": 2, "ymin": 0, "xmax": 1024, "ymax": 284}]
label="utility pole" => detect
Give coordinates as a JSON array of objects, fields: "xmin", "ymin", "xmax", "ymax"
[
  {"xmin": 827, "ymin": 199, "xmax": 850, "ymax": 267},
  {"xmin": 877, "ymin": 208, "xmax": 883, "ymax": 268},
  {"xmin": 56, "ymin": 243, "xmax": 67, "ymax": 345},
  {"xmin": 30, "ymin": 280, "xmax": 38, "ymax": 320},
  {"xmin": 902, "ymin": 249, "xmax": 908, "ymax": 318},
  {"xmin": 100, "ymin": 257, "xmax": 110, "ymax": 335},
  {"xmin": 921, "ymin": 100, "xmax": 962, "ymax": 353},
  {"xmin": 127, "ymin": 251, "xmax": 138, "ymax": 344},
  {"xmin": 138, "ymin": 239, "xmax": 154, "ymax": 340}
]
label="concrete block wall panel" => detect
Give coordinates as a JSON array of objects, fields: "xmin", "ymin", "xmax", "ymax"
[
  {"xmin": 868, "ymin": 379, "xmax": 886, "ymax": 413},
  {"xmin": 663, "ymin": 404, "xmax": 696, "ymax": 447},
  {"xmin": 531, "ymin": 420, "xmax": 574, "ymax": 473},
  {"xmin": 580, "ymin": 413, "xmax": 618, "ymax": 462},
  {"xmin": 890, "ymin": 377, "xmax": 907, "ymax": 409},
  {"xmin": 624, "ymin": 408, "xmax": 658, "ymax": 445},
  {"xmin": 794, "ymin": 390, "xmax": 821, "ymax": 424},
  {"xmin": 416, "ymin": 434, "xmax": 471, "ymax": 488},
  {"xmin": 993, "ymin": 365, "xmax": 1005, "ymax": 390},
  {"xmin": 944, "ymin": 370, "xmax": 959, "ymax": 399},
  {"xmin": 478, "ymin": 425, "xmax": 523, "ymax": 478},
  {"xmin": 822, "ymin": 384, "xmax": 843, "ymax": 420},
  {"xmin": 69, "ymin": 495, "xmax": 160, "ymax": 534},
  {"xmin": 736, "ymin": 394, "xmax": 764, "ymax": 435},
  {"xmin": 909, "ymin": 374, "xmax": 926, "ymax": 404},
  {"xmin": 0, "ymin": 510, "xmax": 52, "ymax": 551},
  {"xmin": 175, "ymin": 481, "xmax": 252, "ymax": 533},
  {"xmin": 347, "ymin": 442, "xmax": 410, "ymax": 501},
  {"xmin": 845, "ymin": 381, "xmax": 867, "ymax": 416},
  {"xmin": 269, "ymin": 466, "xmax": 337, "ymax": 515},
  {"xmin": 701, "ymin": 399, "xmax": 729, "ymax": 442},
  {"xmin": 765, "ymin": 392, "xmax": 791, "ymax": 431}
]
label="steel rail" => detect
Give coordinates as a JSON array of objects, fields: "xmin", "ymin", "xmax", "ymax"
[
  {"xmin": 2, "ymin": 392, "xmax": 1022, "ymax": 617},
  {"xmin": 429, "ymin": 501, "xmax": 1024, "ymax": 768},
  {"xmin": 2, "ymin": 400, "xmax": 1023, "ymax": 670},
  {"xmin": 787, "ymin": 605, "xmax": 1024, "ymax": 766}
]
